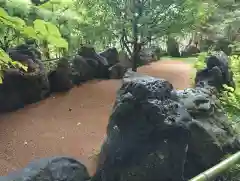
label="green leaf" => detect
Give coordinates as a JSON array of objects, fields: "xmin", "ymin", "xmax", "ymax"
[
  {"xmin": 45, "ymin": 22, "xmax": 61, "ymax": 37},
  {"xmin": 7, "ymin": 16, "xmax": 26, "ymax": 28},
  {"xmin": 33, "ymin": 19, "xmax": 48, "ymax": 37},
  {"xmin": 21, "ymin": 26, "xmax": 38, "ymax": 39},
  {"xmin": 0, "ymin": 48, "xmax": 12, "ymax": 63},
  {"xmin": 47, "ymin": 36, "xmax": 68, "ymax": 49},
  {"xmin": 12, "ymin": 61, "xmax": 28, "ymax": 72},
  {"xmin": 0, "ymin": 7, "xmax": 8, "ymax": 17}
]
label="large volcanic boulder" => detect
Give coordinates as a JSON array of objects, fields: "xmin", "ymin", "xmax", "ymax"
[
  {"xmin": 71, "ymin": 55, "xmax": 96, "ymax": 85},
  {"xmin": 0, "ymin": 45, "xmax": 49, "ymax": 112},
  {"xmin": 99, "ymin": 48, "xmax": 119, "ymax": 66},
  {"xmin": 78, "ymin": 46, "xmax": 109, "ymax": 79},
  {"xmin": 108, "ymin": 63, "xmax": 128, "ymax": 79},
  {"xmin": 0, "ymin": 157, "xmax": 90, "ymax": 181},
  {"xmin": 195, "ymin": 51, "xmax": 235, "ymax": 90},
  {"xmin": 7, "ymin": 42, "xmax": 42, "ymax": 61},
  {"xmin": 92, "ymin": 71, "xmax": 192, "ymax": 181},
  {"xmin": 176, "ymin": 86, "xmax": 239, "ymax": 179},
  {"xmin": 48, "ymin": 57, "xmax": 73, "ymax": 93},
  {"xmin": 177, "ymin": 51, "xmax": 239, "ymax": 179},
  {"xmin": 92, "ymin": 51, "xmax": 239, "ymax": 181}
]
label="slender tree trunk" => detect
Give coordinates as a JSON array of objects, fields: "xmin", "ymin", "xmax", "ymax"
[
  {"xmin": 131, "ymin": 0, "xmax": 142, "ymax": 72},
  {"xmin": 132, "ymin": 14, "xmax": 139, "ymax": 71}
]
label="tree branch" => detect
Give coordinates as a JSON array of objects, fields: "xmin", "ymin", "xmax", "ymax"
[{"xmin": 121, "ymin": 29, "xmax": 132, "ymax": 56}]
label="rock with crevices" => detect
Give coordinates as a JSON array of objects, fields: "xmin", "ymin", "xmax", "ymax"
[
  {"xmin": 108, "ymin": 63, "xmax": 128, "ymax": 79},
  {"xmin": 0, "ymin": 44, "xmax": 49, "ymax": 112},
  {"xmin": 0, "ymin": 157, "xmax": 90, "ymax": 181},
  {"xmin": 177, "ymin": 87, "xmax": 240, "ymax": 178},
  {"xmin": 99, "ymin": 47, "xmax": 119, "ymax": 66},
  {"xmin": 78, "ymin": 46, "xmax": 109, "ymax": 79},
  {"xmin": 48, "ymin": 57, "xmax": 73, "ymax": 93},
  {"xmin": 92, "ymin": 70, "xmax": 192, "ymax": 181},
  {"xmin": 195, "ymin": 51, "xmax": 235, "ymax": 90}
]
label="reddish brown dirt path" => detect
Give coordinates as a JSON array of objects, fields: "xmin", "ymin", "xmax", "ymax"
[{"xmin": 0, "ymin": 60, "xmax": 195, "ymax": 176}]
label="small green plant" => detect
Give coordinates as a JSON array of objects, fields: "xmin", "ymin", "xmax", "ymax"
[
  {"xmin": 0, "ymin": 48, "xmax": 28, "ymax": 84},
  {"xmin": 193, "ymin": 52, "xmax": 208, "ymax": 70},
  {"xmin": 220, "ymin": 84, "xmax": 240, "ymax": 122}
]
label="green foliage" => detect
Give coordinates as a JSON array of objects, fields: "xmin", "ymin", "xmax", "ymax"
[
  {"xmin": 193, "ymin": 52, "xmax": 207, "ymax": 70},
  {"xmin": 0, "ymin": 4, "xmax": 68, "ymax": 49},
  {"xmin": 33, "ymin": 19, "xmax": 68, "ymax": 49},
  {"xmin": 0, "ymin": 48, "xmax": 28, "ymax": 83},
  {"xmin": 220, "ymin": 55, "xmax": 240, "ymax": 125},
  {"xmin": 0, "ymin": 3, "xmax": 68, "ymax": 83},
  {"xmin": 220, "ymin": 84, "xmax": 240, "ymax": 120}
]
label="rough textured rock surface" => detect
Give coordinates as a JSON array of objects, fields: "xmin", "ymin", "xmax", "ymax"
[
  {"xmin": 181, "ymin": 45, "xmax": 200, "ymax": 57},
  {"xmin": 178, "ymin": 51, "xmax": 239, "ymax": 178},
  {"xmin": 99, "ymin": 48, "xmax": 119, "ymax": 66},
  {"xmin": 0, "ymin": 157, "xmax": 90, "ymax": 181},
  {"xmin": 108, "ymin": 63, "xmax": 128, "ymax": 79},
  {"xmin": 78, "ymin": 46, "xmax": 109, "ymax": 79},
  {"xmin": 92, "ymin": 70, "xmax": 192, "ymax": 181},
  {"xmin": 71, "ymin": 55, "xmax": 96, "ymax": 85},
  {"xmin": 7, "ymin": 42, "xmax": 42, "ymax": 61},
  {"xmin": 177, "ymin": 87, "xmax": 239, "ymax": 178},
  {"xmin": 195, "ymin": 51, "xmax": 235, "ymax": 90},
  {"xmin": 48, "ymin": 57, "xmax": 73, "ymax": 93},
  {"xmin": 0, "ymin": 44, "xmax": 49, "ymax": 112},
  {"xmin": 92, "ymin": 51, "xmax": 239, "ymax": 181}
]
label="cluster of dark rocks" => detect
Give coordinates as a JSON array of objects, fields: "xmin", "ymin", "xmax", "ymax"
[
  {"xmin": 0, "ymin": 45, "xmax": 135, "ymax": 112},
  {"xmin": 1, "ymin": 51, "xmax": 239, "ymax": 181}
]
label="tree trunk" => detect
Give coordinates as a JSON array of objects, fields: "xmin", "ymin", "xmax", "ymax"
[
  {"xmin": 131, "ymin": 0, "xmax": 142, "ymax": 72},
  {"xmin": 132, "ymin": 43, "xmax": 141, "ymax": 72},
  {"xmin": 132, "ymin": 15, "xmax": 138, "ymax": 71}
]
